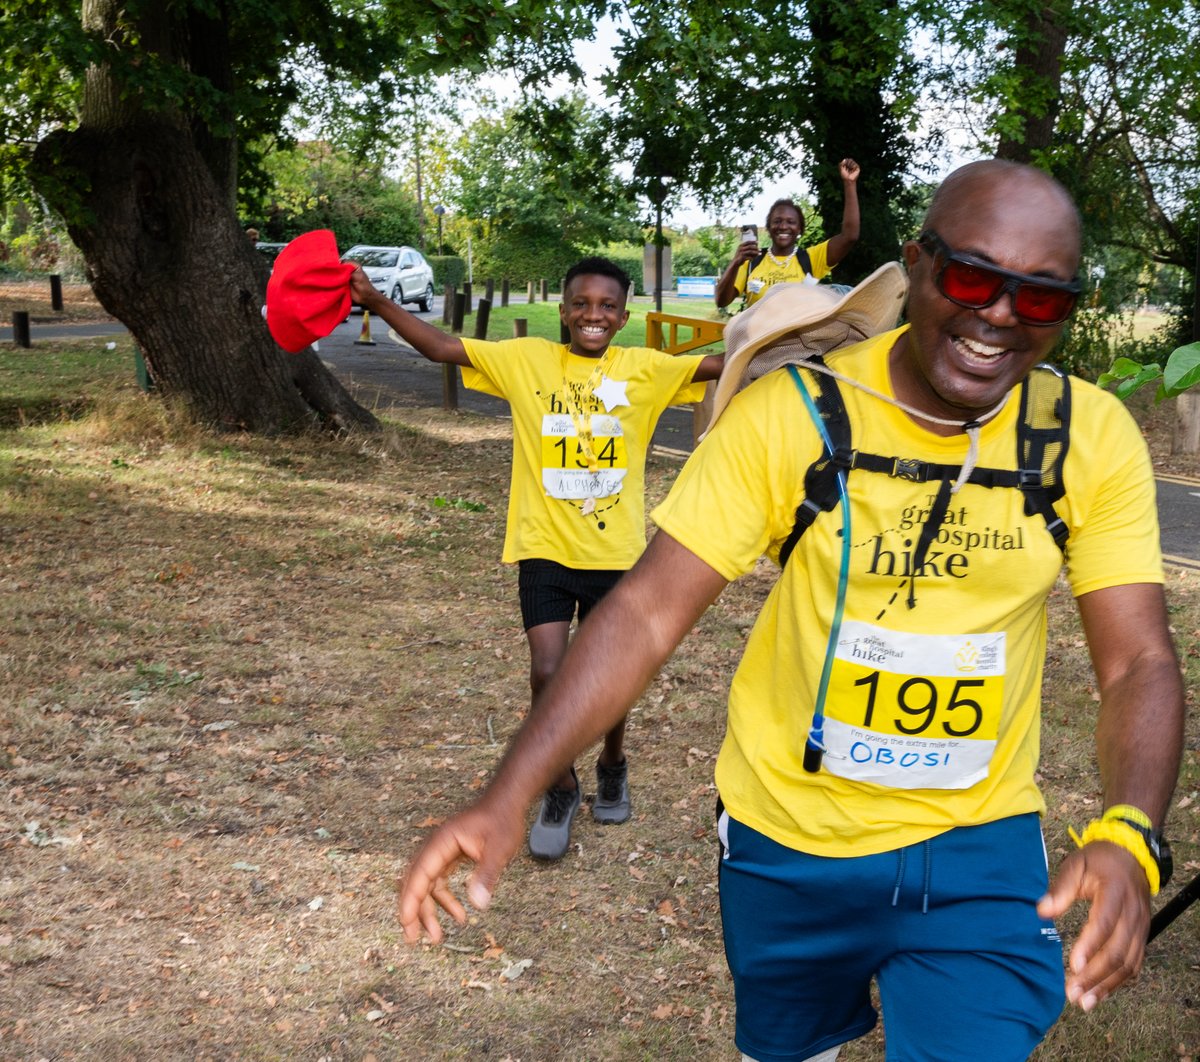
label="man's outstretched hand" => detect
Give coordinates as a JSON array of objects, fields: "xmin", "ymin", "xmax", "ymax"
[
  {"xmin": 396, "ymin": 803, "xmax": 525, "ymax": 944},
  {"xmin": 1038, "ymin": 841, "xmax": 1151, "ymax": 1011}
]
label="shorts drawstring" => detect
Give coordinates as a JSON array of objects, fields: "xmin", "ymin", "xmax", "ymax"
[
  {"xmin": 892, "ymin": 839, "xmax": 933, "ymax": 913},
  {"xmin": 922, "ymin": 839, "xmax": 932, "ymax": 914}
]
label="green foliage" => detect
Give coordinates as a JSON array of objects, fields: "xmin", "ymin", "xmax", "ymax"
[
  {"xmin": 590, "ymin": 247, "xmax": 644, "ymax": 294},
  {"xmin": 1052, "ymin": 310, "xmax": 1132, "ymax": 381},
  {"xmin": 432, "ymin": 496, "xmax": 487, "ymax": 511},
  {"xmin": 672, "ymin": 245, "xmax": 717, "ymax": 277},
  {"xmin": 475, "ymin": 231, "xmax": 578, "ymax": 290},
  {"xmin": 247, "ymin": 142, "xmax": 419, "ymax": 249},
  {"xmin": 931, "ymin": 0, "xmax": 1200, "ymax": 334},
  {"xmin": 1099, "ymin": 341, "xmax": 1200, "ymax": 401},
  {"xmin": 445, "ymin": 95, "xmax": 639, "ymax": 278},
  {"xmin": 429, "ymin": 256, "xmax": 466, "ymax": 291}
]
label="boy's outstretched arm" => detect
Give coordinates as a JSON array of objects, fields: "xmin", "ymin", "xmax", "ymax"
[
  {"xmin": 696, "ymin": 354, "xmax": 724, "ymax": 382},
  {"xmin": 826, "ymin": 158, "xmax": 861, "ymax": 268},
  {"xmin": 397, "ymin": 531, "xmax": 729, "ymax": 943},
  {"xmin": 349, "ymin": 267, "xmax": 470, "ymax": 366}
]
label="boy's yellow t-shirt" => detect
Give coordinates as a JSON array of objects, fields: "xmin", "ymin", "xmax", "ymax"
[
  {"xmin": 652, "ymin": 327, "xmax": 1162, "ymax": 857},
  {"xmin": 461, "ymin": 336, "xmax": 707, "ymax": 570}
]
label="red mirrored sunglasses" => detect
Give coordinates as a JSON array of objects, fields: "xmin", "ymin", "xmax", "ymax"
[{"xmin": 918, "ymin": 230, "xmax": 1081, "ymax": 326}]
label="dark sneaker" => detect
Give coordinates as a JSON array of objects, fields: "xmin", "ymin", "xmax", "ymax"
[
  {"xmin": 592, "ymin": 758, "xmax": 630, "ymax": 824},
  {"xmin": 528, "ymin": 768, "xmax": 582, "ymax": 860}
]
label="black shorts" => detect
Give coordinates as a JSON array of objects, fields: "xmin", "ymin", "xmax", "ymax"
[{"xmin": 517, "ymin": 559, "xmax": 625, "ymax": 630}]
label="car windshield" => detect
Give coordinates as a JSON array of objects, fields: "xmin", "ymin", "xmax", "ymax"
[{"xmin": 348, "ymin": 250, "xmax": 398, "ymax": 268}]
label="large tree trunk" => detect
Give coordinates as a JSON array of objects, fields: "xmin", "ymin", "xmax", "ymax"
[
  {"xmin": 30, "ymin": 0, "xmax": 378, "ymax": 434},
  {"xmin": 996, "ymin": 1, "xmax": 1070, "ymax": 162},
  {"xmin": 804, "ymin": 0, "xmax": 906, "ymax": 286},
  {"xmin": 33, "ymin": 124, "xmax": 377, "ymax": 433}
]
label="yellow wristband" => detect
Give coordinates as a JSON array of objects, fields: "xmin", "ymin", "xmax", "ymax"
[
  {"xmin": 1102, "ymin": 804, "xmax": 1153, "ymax": 830},
  {"xmin": 1068, "ymin": 819, "xmax": 1160, "ymax": 895}
]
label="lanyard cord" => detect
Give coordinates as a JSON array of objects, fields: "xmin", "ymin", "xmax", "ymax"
[
  {"xmin": 789, "ymin": 365, "xmax": 849, "ymax": 773},
  {"xmin": 561, "ymin": 346, "xmax": 613, "ymax": 473}
]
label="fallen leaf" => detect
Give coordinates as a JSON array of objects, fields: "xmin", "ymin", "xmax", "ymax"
[
  {"xmin": 651, "ymin": 1004, "xmax": 674, "ymax": 1019},
  {"xmin": 500, "ymin": 958, "xmax": 532, "ymax": 981}
]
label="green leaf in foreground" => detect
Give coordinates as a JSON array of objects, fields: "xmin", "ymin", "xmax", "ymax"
[
  {"xmin": 432, "ymin": 497, "xmax": 487, "ymax": 512},
  {"xmin": 1163, "ymin": 342, "xmax": 1200, "ymax": 396}
]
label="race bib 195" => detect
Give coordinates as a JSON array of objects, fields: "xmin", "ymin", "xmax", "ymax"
[{"xmin": 820, "ymin": 620, "xmax": 1006, "ymax": 790}]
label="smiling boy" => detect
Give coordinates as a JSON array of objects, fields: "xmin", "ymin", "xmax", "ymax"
[{"xmin": 350, "ymin": 257, "xmax": 722, "ymax": 860}]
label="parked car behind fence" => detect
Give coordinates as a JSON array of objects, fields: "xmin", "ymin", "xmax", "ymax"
[{"xmin": 341, "ymin": 245, "xmax": 435, "ymax": 312}]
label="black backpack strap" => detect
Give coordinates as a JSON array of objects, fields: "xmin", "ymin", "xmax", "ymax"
[
  {"xmin": 779, "ymin": 363, "xmax": 851, "ymax": 569},
  {"xmin": 797, "ymin": 244, "xmax": 813, "ymax": 277},
  {"xmin": 737, "ymin": 249, "xmax": 768, "ymax": 312},
  {"xmin": 1016, "ymin": 365, "xmax": 1071, "ymax": 550}
]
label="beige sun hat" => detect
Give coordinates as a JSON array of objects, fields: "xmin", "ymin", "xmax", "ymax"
[{"xmin": 702, "ymin": 261, "xmax": 909, "ymax": 438}]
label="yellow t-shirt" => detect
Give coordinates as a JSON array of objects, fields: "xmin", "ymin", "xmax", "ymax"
[
  {"xmin": 652, "ymin": 327, "xmax": 1162, "ymax": 857},
  {"xmin": 462, "ymin": 336, "xmax": 707, "ymax": 570},
  {"xmin": 733, "ymin": 240, "xmax": 832, "ymax": 307}
]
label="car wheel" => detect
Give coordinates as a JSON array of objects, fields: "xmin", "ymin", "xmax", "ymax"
[
  {"xmin": 418, "ymin": 283, "xmax": 434, "ymax": 313},
  {"xmin": 390, "ymin": 282, "xmax": 404, "ymax": 303}
]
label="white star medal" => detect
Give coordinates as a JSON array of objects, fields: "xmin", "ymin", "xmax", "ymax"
[{"xmin": 594, "ymin": 375, "xmax": 629, "ymax": 412}]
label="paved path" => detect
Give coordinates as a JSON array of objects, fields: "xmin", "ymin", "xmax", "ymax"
[{"xmin": 8, "ymin": 313, "xmax": 1198, "ymax": 568}]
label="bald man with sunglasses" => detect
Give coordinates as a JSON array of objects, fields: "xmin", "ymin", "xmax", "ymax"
[{"xmin": 396, "ymin": 160, "xmax": 1184, "ymax": 1062}]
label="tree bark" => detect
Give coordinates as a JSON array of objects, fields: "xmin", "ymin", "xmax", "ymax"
[
  {"xmin": 33, "ymin": 124, "xmax": 378, "ymax": 433},
  {"xmin": 1173, "ymin": 393, "xmax": 1200, "ymax": 455},
  {"xmin": 996, "ymin": 1, "xmax": 1070, "ymax": 162},
  {"xmin": 32, "ymin": 0, "xmax": 378, "ymax": 435},
  {"xmin": 804, "ymin": 0, "xmax": 906, "ymax": 286}
]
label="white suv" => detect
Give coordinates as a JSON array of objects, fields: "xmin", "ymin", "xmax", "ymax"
[{"xmin": 341, "ymin": 245, "xmax": 436, "ymax": 312}]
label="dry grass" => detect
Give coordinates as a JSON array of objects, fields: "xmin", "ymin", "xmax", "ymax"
[
  {"xmin": 1, "ymin": 310, "xmax": 1199, "ymax": 1060},
  {"xmin": 0, "ymin": 278, "xmax": 110, "ymax": 324}
]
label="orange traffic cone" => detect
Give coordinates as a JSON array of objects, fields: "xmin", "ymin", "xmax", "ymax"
[{"xmin": 355, "ymin": 310, "xmax": 377, "ymax": 347}]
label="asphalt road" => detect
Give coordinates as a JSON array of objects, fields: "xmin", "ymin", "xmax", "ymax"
[{"xmin": 7, "ymin": 308, "xmax": 1199, "ymax": 569}]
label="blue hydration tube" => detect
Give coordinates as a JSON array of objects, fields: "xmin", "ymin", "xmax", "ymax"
[{"xmin": 787, "ymin": 365, "xmax": 851, "ymax": 773}]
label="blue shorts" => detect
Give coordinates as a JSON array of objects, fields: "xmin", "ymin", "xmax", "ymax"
[
  {"xmin": 517, "ymin": 559, "xmax": 624, "ymax": 630},
  {"xmin": 718, "ymin": 812, "xmax": 1065, "ymax": 1062}
]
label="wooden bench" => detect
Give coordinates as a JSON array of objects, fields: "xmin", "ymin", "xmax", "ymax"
[{"xmin": 645, "ymin": 311, "xmax": 726, "ymax": 445}]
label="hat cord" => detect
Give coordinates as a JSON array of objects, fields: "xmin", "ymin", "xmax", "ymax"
[{"xmin": 797, "ymin": 358, "xmax": 1009, "ymax": 493}]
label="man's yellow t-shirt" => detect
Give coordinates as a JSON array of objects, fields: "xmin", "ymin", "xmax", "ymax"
[
  {"xmin": 462, "ymin": 337, "xmax": 707, "ymax": 570},
  {"xmin": 652, "ymin": 327, "xmax": 1162, "ymax": 857}
]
